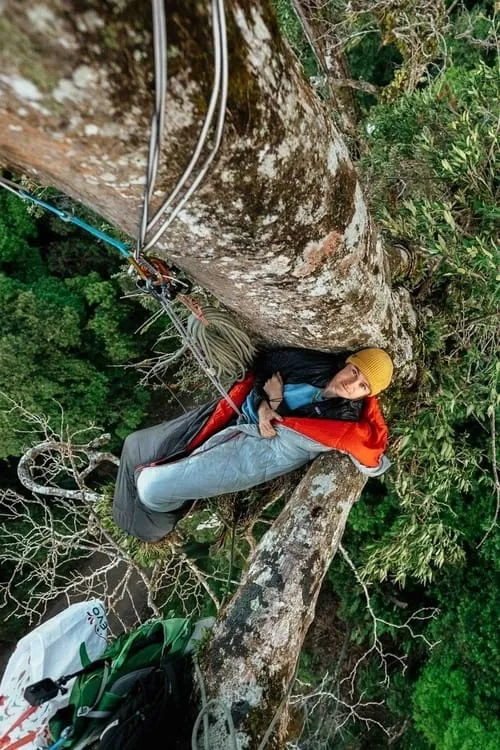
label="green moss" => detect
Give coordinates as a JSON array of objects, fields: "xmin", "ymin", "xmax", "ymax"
[
  {"xmin": 0, "ymin": 18, "xmax": 58, "ymax": 93},
  {"xmin": 100, "ymin": 24, "xmax": 123, "ymax": 52}
]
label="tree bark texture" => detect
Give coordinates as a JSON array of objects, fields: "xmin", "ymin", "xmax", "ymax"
[
  {"xmin": 0, "ymin": 0, "xmax": 413, "ymax": 365},
  {"xmin": 202, "ymin": 453, "xmax": 366, "ymax": 748}
]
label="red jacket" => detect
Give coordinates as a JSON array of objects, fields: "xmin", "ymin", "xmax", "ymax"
[{"xmin": 189, "ymin": 374, "xmax": 388, "ymax": 468}]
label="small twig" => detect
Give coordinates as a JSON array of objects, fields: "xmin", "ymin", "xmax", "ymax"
[
  {"xmin": 175, "ymin": 547, "xmax": 221, "ymax": 610},
  {"xmin": 388, "ymin": 718, "xmax": 410, "ymax": 745},
  {"xmin": 67, "ymin": 449, "xmax": 162, "ymax": 618},
  {"xmin": 329, "ymin": 78, "xmax": 380, "ymax": 95},
  {"xmin": 385, "ymin": 593, "xmax": 409, "ymax": 609},
  {"xmin": 339, "ymin": 544, "xmax": 439, "ymax": 698}
]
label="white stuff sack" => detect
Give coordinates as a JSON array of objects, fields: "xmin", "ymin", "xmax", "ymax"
[{"xmin": 0, "ymin": 600, "xmax": 108, "ymax": 750}]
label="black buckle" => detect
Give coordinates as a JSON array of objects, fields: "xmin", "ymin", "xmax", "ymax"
[{"xmin": 24, "ymin": 678, "xmax": 66, "ymax": 706}]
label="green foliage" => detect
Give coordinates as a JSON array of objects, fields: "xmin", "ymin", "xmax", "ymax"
[
  {"xmin": 356, "ymin": 60, "xmax": 499, "ymax": 585},
  {"xmin": 272, "ymin": 0, "xmax": 319, "ymax": 79},
  {"xmin": 347, "ymin": 30, "xmax": 402, "ymax": 109},
  {"xmin": 0, "ymin": 191, "xmax": 38, "ymax": 266},
  {"xmin": 445, "ymin": 1, "xmax": 497, "ymax": 69},
  {"xmin": 0, "ymin": 187, "xmax": 166, "ymax": 457},
  {"xmin": 312, "ymin": 19, "xmax": 499, "ymax": 747},
  {"xmin": 67, "ymin": 272, "xmax": 141, "ymax": 363},
  {"xmin": 412, "ymin": 568, "xmax": 500, "ymax": 748}
]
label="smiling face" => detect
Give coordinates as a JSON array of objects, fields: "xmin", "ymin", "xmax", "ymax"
[{"xmin": 324, "ymin": 363, "xmax": 371, "ymax": 400}]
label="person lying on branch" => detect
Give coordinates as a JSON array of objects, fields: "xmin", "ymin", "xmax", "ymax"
[
  {"xmin": 244, "ymin": 347, "xmax": 391, "ymax": 437},
  {"xmin": 113, "ymin": 347, "xmax": 393, "ymax": 542}
]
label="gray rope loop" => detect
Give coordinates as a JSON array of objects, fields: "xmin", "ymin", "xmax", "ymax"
[{"xmin": 192, "ymin": 659, "xmax": 238, "ymax": 750}]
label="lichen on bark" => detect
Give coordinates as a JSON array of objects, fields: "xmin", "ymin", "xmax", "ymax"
[{"xmin": 201, "ymin": 454, "xmax": 366, "ymax": 747}]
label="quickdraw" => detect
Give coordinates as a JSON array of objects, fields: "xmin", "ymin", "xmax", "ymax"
[{"xmin": 135, "ymin": 256, "xmax": 193, "ymax": 299}]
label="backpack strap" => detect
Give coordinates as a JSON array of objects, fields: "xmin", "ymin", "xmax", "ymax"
[
  {"xmin": 79, "ymin": 641, "xmax": 93, "ymax": 668},
  {"xmin": 76, "ymin": 661, "xmax": 111, "ymax": 718},
  {"xmin": 161, "ymin": 661, "xmax": 178, "ymax": 702},
  {"xmin": 105, "ymin": 666, "xmax": 155, "ymax": 698}
]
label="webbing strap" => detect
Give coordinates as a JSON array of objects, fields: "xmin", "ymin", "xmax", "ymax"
[
  {"xmin": 0, "ymin": 176, "xmax": 131, "ymax": 259},
  {"xmin": 76, "ymin": 661, "xmax": 111, "ymax": 718}
]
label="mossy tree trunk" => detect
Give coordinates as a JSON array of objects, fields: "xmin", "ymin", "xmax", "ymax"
[
  {"xmin": 1, "ymin": 2, "xmax": 412, "ymax": 746},
  {"xmin": 202, "ymin": 454, "xmax": 366, "ymax": 748},
  {"xmin": 0, "ymin": 0, "xmax": 412, "ymax": 361}
]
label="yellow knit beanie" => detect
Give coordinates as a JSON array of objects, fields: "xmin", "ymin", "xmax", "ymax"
[{"xmin": 346, "ymin": 348, "xmax": 393, "ymax": 396}]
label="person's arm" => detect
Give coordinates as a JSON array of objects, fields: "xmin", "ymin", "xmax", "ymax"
[{"xmin": 252, "ymin": 348, "xmax": 297, "ymax": 410}]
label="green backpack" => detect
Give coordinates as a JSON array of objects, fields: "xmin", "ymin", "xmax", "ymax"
[{"xmin": 48, "ymin": 617, "xmax": 193, "ymax": 749}]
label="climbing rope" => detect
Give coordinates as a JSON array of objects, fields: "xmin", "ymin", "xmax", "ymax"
[
  {"xmin": 0, "ymin": 174, "xmax": 148, "ymax": 280},
  {"xmin": 187, "ymin": 308, "xmax": 256, "ymax": 380},
  {"xmin": 131, "ymin": 0, "xmax": 250, "ymax": 409},
  {"xmin": 0, "ymin": 0, "xmax": 255, "ymax": 413},
  {"xmin": 148, "ymin": 288, "xmax": 244, "ymax": 412},
  {"xmin": 192, "ymin": 659, "xmax": 238, "ymax": 750},
  {"xmin": 138, "ymin": 0, "xmax": 229, "ymax": 255},
  {"xmin": 191, "ymin": 654, "xmax": 296, "ymax": 750},
  {"xmin": 132, "ymin": 0, "xmax": 250, "ymax": 411},
  {"xmin": 136, "ymin": 0, "xmax": 167, "ymax": 258}
]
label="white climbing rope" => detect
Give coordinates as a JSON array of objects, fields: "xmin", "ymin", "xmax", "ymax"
[
  {"xmin": 150, "ymin": 290, "xmax": 244, "ymax": 413},
  {"xmin": 135, "ymin": 0, "xmax": 251, "ymax": 414},
  {"xmin": 192, "ymin": 658, "xmax": 238, "ymax": 750},
  {"xmin": 137, "ymin": 0, "xmax": 229, "ymax": 255},
  {"xmin": 136, "ymin": 0, "xmax": 168, "ymax": 257}
]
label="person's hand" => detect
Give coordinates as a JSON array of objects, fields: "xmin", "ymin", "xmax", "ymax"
[
  {"xmin": 257, "ymin": 401, "xmax": 283, "ymax": 438},
  {"xmin": 263, "ymin": 372, "xmax": 284, "ymax": 406}
]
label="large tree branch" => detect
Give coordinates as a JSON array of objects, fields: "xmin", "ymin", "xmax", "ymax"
[
  {"xmin": 201, "ymin": 453, "xmax": 366, "ymax": 748},
  {"xmin": 0, "ymin": 0, "xmax": 414, "ymax": 366}
]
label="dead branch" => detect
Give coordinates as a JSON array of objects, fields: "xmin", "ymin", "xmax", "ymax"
[
  {"xmin": 17, "ymin": 435, "xmax": 118, "ymax": 503},
  {"xmin": 2, "ymin": 404, "xmax": 226, "ymax": 635},
  {"xmin": 286, "ymin": 545, "xmax": 439, "ymax": 747},
  {"xmin": 338, "ymin": 544, "xmax": 439, "ymax": 695},
  {"xmin": 330, "ymin": 78, "xmax": 380, "ymax": 95}
]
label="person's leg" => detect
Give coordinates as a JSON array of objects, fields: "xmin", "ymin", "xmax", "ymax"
[{"xmin": 136, "ymin": 467, "xmax": 192, "ymax": 513}]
